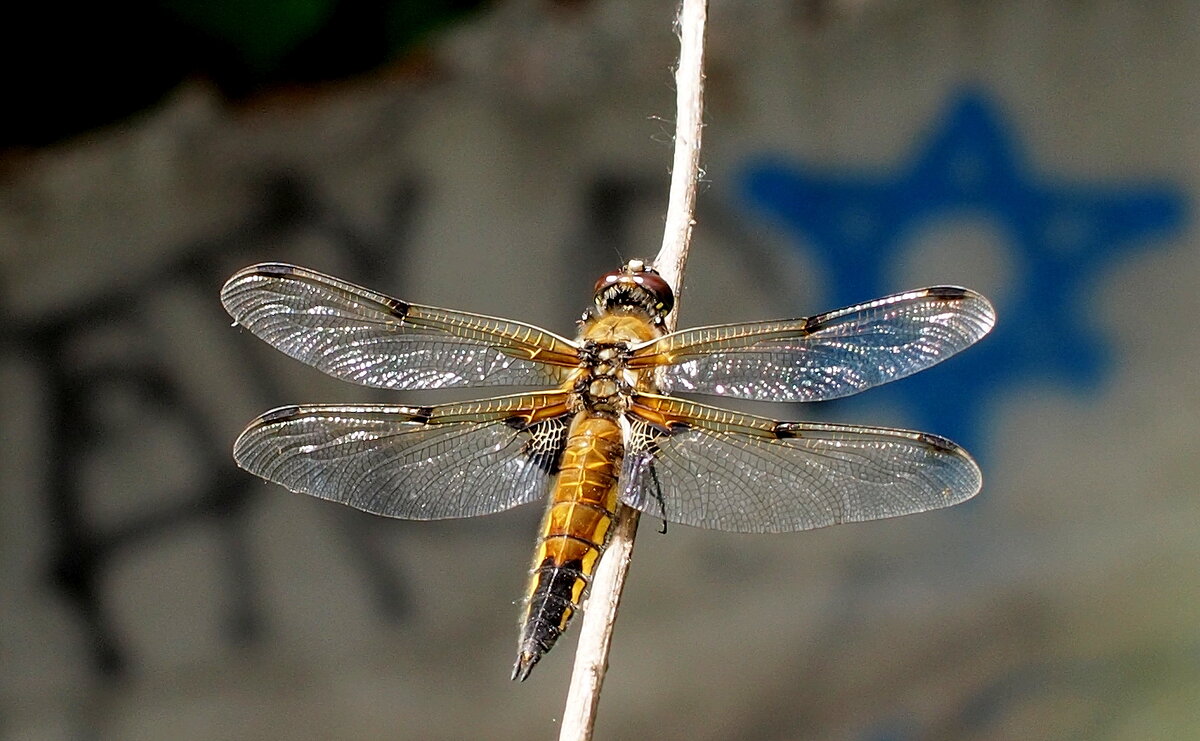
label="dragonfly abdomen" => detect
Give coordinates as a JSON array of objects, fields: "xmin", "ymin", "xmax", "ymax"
[{"xmin": 512, "ymin": 412, "xmax": 623, "ymax": 681}]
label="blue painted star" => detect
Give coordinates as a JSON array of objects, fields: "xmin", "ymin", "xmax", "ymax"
[{"xmin": 738, "ymin": 89, "xmax": 1186, "ymax": 453}]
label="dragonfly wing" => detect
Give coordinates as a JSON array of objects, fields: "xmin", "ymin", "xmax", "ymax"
[
  {"xmin": 222, "ymin": 263, "xmax": 580, "ymax": 391},
  {"xmin": 629, "ymin": 287, "xmax": 995, "ymax": 402},
  {"xmin": 620, "ymin": 394, "xmax": 981, "ymax": 533},
  {"xmin": 234, "ymin": 392, "xmax": 571, "ymax": 519}
]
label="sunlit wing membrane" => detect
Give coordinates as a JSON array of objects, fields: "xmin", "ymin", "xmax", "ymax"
[
  {"xmin": 627, "ymin": 287, "xmax": 995, "ymax": 402},
  {"xmin": 234, "ymin": 392, "xmax": 572, "ymax": 519},
  {"xmin": 221, "ymin": 263, "xmax": 580, "ymax": 391},
  {"xmin": 620, "ymin": 393, "xmax": 981, "ymax": 533}
]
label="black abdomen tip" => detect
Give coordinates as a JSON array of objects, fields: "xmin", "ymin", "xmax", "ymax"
[{"xmin": 512, "ymin": 651, "xmax": 540, "ymax": 682}]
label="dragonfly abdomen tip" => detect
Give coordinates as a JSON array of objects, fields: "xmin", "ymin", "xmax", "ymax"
[{"xmin": 512, "ymin": 651, "xmax": 540, "ymax": 682}]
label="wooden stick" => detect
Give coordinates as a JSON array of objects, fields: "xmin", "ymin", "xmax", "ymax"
[
  {"xmin": 653, "ymin": 0, "xmax": 707, "ymax": 301},
  {"xmin": 557, "ymin": 1, "xmax": 707, "ymax": 738}
]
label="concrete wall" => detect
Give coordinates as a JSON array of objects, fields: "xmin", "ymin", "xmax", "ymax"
[{"xmin": 2, "ymin": 1, "xmax": 1196, "ymax": 738}]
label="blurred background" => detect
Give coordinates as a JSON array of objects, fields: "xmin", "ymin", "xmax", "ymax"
[{"xmin": 2, "ymin": 1, "xmax": 1197, "ymax": 739}]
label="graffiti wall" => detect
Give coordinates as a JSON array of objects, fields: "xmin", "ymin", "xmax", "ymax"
[{"xmin": 2, "ymin": 2, "xmax": 1196, "ymax": 739}]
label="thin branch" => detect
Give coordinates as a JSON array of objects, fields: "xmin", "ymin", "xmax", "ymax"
[
  {"xmin": 653, "ymin": 0, "xmax": 707, "ymax": 302},
  {"xmin": 558, "ymin": 1, "xmax": 707, "ymax": 738}
]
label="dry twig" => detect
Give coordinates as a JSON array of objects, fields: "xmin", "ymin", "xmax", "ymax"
[{"xmin": 557, "ymin": 1, "xmax": 708, "ymax": 738}]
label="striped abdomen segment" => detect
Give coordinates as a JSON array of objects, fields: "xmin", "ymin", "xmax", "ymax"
[{"xmin": 512, "ymin": 412, "xmax": 623, "ymax": 681}]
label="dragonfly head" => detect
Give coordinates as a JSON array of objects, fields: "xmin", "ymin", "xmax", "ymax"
[{"xmin": 593, "ymin": 259, "xmax": 674, "ymax": 323}]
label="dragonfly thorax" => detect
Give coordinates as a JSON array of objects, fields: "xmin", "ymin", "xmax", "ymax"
[
  {"xmin": 573, "ymin": 307, "xmax": 665, "ymax": 415},
  {"xmin": 572, "ymin": 341, "xmax": 637, "ymax": 413}
]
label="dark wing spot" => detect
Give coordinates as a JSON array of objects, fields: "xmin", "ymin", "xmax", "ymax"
[
  {"xmin": 801, "ymin": 315, "xmax": 825, "ymax": 333},
  {"xmin": 252, "ymin": 263, "xmax": 296, "ymax": 277},
  {"xmin": 504, "ymin": 416, "xmax": 531, "ymax": 431},
  {"xmin": 665, "ymin": 419, "xmax": 692, "ymax": 434},
  {"xmin": 408, "ymin": 406, "xmax": 434, "ymax": 424},
  {"xmin": 925, "ymin": 286, "xmax": 972, "ymax": 300},
  {"xmin": 258, "ymin": 405, "xmax": 302, "ymax": 423},
  {"xmin": 381, "ymin": 297, "xmax": 410, "ymax": 319},
  {"xmin": 917, "ymin": 431, "xmax": 960, "ymax": 453},
  {"xmin": 772, "ymin": 423, "xmax": 803, "ymax": 439}
]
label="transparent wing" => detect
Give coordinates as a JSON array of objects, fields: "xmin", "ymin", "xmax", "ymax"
[
  {"xmin": 620, "ymin": 394, "xmax": 981, "ymax": 533},
  {"xmin": 234, "ymin": 392, "xmax": 572, "ymax": 519},
  {"xmin": 221, "ymin": 263, "xmax": 580, "ymax": 391},
  {"xmin": 628, "ymin": 287, "xmax": 995, "ymax": 402}
]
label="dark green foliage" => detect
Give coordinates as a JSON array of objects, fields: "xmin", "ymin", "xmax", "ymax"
[{"xmin": 1, "ymin": 0, "xmax": 486, "ymax": 149}]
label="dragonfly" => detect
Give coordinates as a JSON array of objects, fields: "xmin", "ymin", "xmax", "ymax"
[{"xmin": 221, "ymin": 259, "xmax": 995, "ymax": 681}]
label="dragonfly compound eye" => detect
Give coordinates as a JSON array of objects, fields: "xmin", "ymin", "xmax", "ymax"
[
  {"xmin": 593, "ymin": 263, "xmax": 675, "ymax": 318},
  {"xmin": 630, "ymin": 269, "xmax": 674, "ymax": 316}
]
